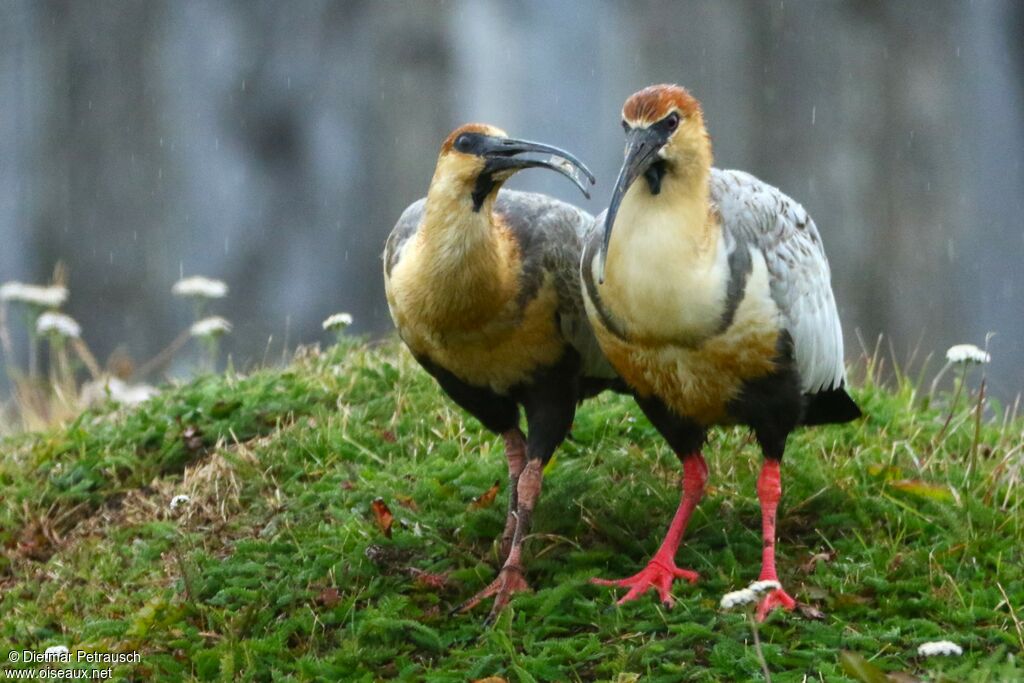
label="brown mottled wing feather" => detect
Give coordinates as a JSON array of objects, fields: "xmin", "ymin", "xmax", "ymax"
[
  {"xmin": 711, "ymin": 169, "xmax": 847, "ymax": 393},
  {"xmin": 493, "ymin": 191, "xmax": 617, "ymax": 381}
]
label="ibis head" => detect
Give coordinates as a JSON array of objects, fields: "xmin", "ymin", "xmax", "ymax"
[
  {"xmin": 600, "ymin": 85, "xmax": 712, "ymax": 281},
  {"xmin": 434, "ymin": 123, "xmax": 595, "ymax": 212}
]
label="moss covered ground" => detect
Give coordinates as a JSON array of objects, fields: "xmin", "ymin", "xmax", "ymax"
[{"xmin": 1, "ymin": 340, "xmax": 1021, "ymax": 681}]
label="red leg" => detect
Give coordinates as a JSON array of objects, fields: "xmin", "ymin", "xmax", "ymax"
[
  {"xmin": 454, "ymin": 459, "xmax": 541, "ymax": 622},
  {"xmin": 592, "ymin": 451, "xmax": 708, "ymax": 606},
  {"xmin": 498, "ymin": 429, "xmax": 527, "ymax": 563},
  {"xmin": 755, "ymin": 459, "xmax": 797, "ymax": 621}
]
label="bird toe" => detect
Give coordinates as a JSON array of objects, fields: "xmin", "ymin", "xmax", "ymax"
[
  {"xmin": 594, "ymin": 558, "xmax": 698, "ymax": 607},
  {"xmin": 755, "ymin": 587, "xmax": 797, "ymax": 622},
  {"xmin": 454, "ymin": 565, "xmax": 530, "ymax": 620}
]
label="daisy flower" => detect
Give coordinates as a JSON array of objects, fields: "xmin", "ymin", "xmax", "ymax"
[
  {"xmin": 169, "ymin": 494, "xmax": 191, "ymax": 511},
  {"xmin": 0, "ymin": 282, "xmax": 68, "ymax": 308},
  {"xmin": 190, "ymin": 316, "xmax": 232, "ymax": 339},
  {"xmin": 172, "ymin": 276, "xmax": 228, "ymax": 299},
  {"xmin": 747, "ymin": 580, "xmax": 782, "ymax": 594},
  {"xmin": 36, "ymin": 312, "xmax": 82, "ymax": 339},
  {"xmin": 945, "ymin": 344, "xmax": 990, "ymax": 365},
  {"xmin": 323, "ymin": 312, "xmax": 354, "ymax": 331},
  {"xmin": 80, "ymin": 377, "xmax": 159, "ymax": 407},
  {"xmin": 720, "ymin": 588, "xmax": 759, "ymax": 610},
  {"xmin": 917, "ymin": 640, "xmax": 962, "ymax": 657},
  {"xmin": 43, "ymin": 645, "xmax": 70, "ymax": 660}
]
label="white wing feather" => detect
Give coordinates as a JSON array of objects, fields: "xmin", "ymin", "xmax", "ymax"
[{"xmin": 711, "ymin": 169, "xmax": 846, "ymax": 393}]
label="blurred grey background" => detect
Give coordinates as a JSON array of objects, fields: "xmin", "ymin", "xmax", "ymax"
[{"xmin": 1, "ymin": 1, "xmax": 1022, "ymax": 399}]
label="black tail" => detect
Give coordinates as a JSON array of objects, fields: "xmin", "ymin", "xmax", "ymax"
[{"xmin": 802, "ymin": 386, "xmax": 862, "ymax": 426}]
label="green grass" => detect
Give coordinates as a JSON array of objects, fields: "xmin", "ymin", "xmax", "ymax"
[{"xmin": 1, "ymin": 339, "xmax": 1022, "ymax": 681}]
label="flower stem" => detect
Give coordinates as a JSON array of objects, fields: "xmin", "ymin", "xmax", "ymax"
[
  {"xmin": 935, "ymin": 363, "xmax": 968, "ymax": 445},
  {"xmin": 748, "ymin": 611, "xmax": 772, "ymax": 683},
  {"xmin": 970, "ymin": 377, "xmax": 986, "ymax": 466},
  {"xmin": 27, "ymin": 324, "xmax": 39, "ymax": 380}
]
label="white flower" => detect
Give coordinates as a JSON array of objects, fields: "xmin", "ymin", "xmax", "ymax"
[
  {"xmin": 43, "ymin": 645, "xmax": 69, "ymax": 660},
  {"xmin": 169, "ymin": 494, "xmax": 191, "ymax": 511},
  {"xmin": 111, "ymin": 381, "xmax": 159, "ymax": 405},
  {"xmin": 917, "ymin": 640, "xmax": 963, "ymax": 657},
  {"xmin": 946, "ymin": 344, "xmax": 990, "ymax": 365},
  {"xmin": 190, "ymin": 316, "xmax": 232, "ymax": 338},
  {"xmin": 0, "ymin": 281, "xmax": 68, "ymax": 308},
  {"xmin": 747, "ymin": 580, "xmax": 782, "ymax": 594},
  {"xmin": 80, "ymin": 377, "xmax": 159, "ymax": 407},
  {"xmin": 172, "ymin": 276, "xmax": 228, "ymax": 299},
  {"xmin": 36, "ymin": 312, "xmax": 82, "ymax": 339},
  {"xmin": 322, "ymin": 312, "xmax": 354, "ymax": 331},
  {"xmin": 720, "ymin": 588, "xmax": 759, "ymax": 609}
]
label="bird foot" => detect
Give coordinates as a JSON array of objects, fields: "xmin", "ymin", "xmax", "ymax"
[
  {"xmin": 591, "ymin": 557, "xmax": 698, "ymax": 607},
  {"xmin": 452, "ymin": 565, "xmax": 531, "ymax": 623},
  {"xmin": 755, "ymin": 586, "xmax": 796, "ymax": 621}
]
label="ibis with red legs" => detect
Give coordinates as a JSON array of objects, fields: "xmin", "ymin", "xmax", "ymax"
[
  {"xmin": 384, "ymin": 124, "xmax": 618, "ymax": 622},
  {"xmin": 581, "ymin": 85, "xmax": 861, "ymax": 620}
]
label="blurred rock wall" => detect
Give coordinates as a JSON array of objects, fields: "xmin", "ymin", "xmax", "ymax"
[{"xmin": 1, "ymin": 0, "xmax": 1021, "ymax": 398}]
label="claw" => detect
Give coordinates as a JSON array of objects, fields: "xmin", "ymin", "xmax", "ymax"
[
  {"xmin": 452, "ymin": 565, "xmax": 530, "ymax": 621},
  {"xmin": 755, "ymin": 586, "xmax": 796, "ymax": 621},
  {"xmin": 591, "ymin": 558, "xmax": 698, "ymax": 607}
]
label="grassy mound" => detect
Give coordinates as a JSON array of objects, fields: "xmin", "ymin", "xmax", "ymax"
[{"xmin": 1, "ymin": 340, "xmax": 1021, "ymax": 681}]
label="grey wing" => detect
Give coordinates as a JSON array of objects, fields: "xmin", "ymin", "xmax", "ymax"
[
  {"xmin": 711, "ymin": 169, "xmax": 847, "ymax": 393},
  {"xmin": 383, "ymin": 198, "xmax": 426, "ymax": 277},
  {"xmin": 494, "ymin": 191, "xmax": 616, "ymax": 380},
  {"xmin": 549, "ymin": 205, "xmax": 618, "ymax": 380}
]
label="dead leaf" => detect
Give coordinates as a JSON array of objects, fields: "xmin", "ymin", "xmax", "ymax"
[
  {"xmin": 315, "ymin": 587, "xmax": 340, "ymax": 608},
  {"xmin": 887, "ymin": 553, "xmax": 904, "ymax": 572},
  {"xmin": 408, "ymin": 567, "xmax": 449, "ymax": 589},
  {"xmin": 800, "ymin": 549, "xmax": 838, "ymax": 573},
  {"xmin": 796, "ymin": 602, "xmax": 827, "ymax": 620},
  {"xmin": 182, "ymin": 425, "xmax": 204, "ymax": 453},
  {"xmin": 364, "ymin": 544, "xmax": 386, "ymax": 564},
  {"xmin": 379, "ymin": 429, "xmax": 397, "ymax": 443},
  {"xmin": 469, "ymin": 480, "xmax": 501, "ymax": 510},
  {"xmin": 839, "ymin": 650, "xmax": 890, "ymax": 683},
  {"xmin": 16, "ymin": 523, "xmax": 54, "ymax": 562},
  {"xmin": 889, "ymin": 479, "xmax": 954, "ymax": 502},
  {"xmin": 472, "ymin": 678, "xmax": 508, "ymax": 683},
  {"xmin": 395, "ymin": 494, "xmax": 419, "ymax": 512},
  {"xmin": 885, "ymin": 673, "xmax": 923, "ymax": 683},
  {"xmin": 371, "ymin": 498, "xmax": 394, "ymax": 538}
]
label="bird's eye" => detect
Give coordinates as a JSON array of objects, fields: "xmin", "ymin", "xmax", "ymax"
[
  {"xmin": 455, "ymin": 134, "xmax": 471, "ymax": 151},
  {"xmin": 621, "ymin": 120, "xmax": 629, "ymax": 131},
  {"xmin": 665, "ymin": 112, "xmax": 680, "ymax": 131}
]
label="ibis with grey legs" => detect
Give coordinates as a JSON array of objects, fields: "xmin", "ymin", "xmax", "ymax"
[{"xmin": 384, "ymin": 124, "xmax": 620, "ymax": 622}]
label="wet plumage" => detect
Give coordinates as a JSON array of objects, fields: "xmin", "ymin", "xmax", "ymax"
[
  {"xmin": 584, "ymin": 85, "xmax": 860, "ymax": 618},
  {"xmin": 383, "ymin": 124, "xmax": 617, "ymax": 621}
]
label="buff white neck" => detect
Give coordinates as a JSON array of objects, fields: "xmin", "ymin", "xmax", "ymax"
[{"xmin": 597, "ymin": 153, "xmax": 727, "ymax": 344}]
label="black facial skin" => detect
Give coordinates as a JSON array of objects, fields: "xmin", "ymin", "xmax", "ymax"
[
  {"xmin": 599, "ymin": 112, "xmax": 680, "ymax": 281},
  {"xmin": 453, "ymin": 132, "xmax": 596, "ymax": 212}
]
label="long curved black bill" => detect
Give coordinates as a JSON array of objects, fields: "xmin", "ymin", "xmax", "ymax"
[
  {"xmin": 597, "ymin": 127, "xmax": 664, "ymax": 283},
  {"xmin": 483, "ymin": 137, "xmax": 596, "ymax": 199}
]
